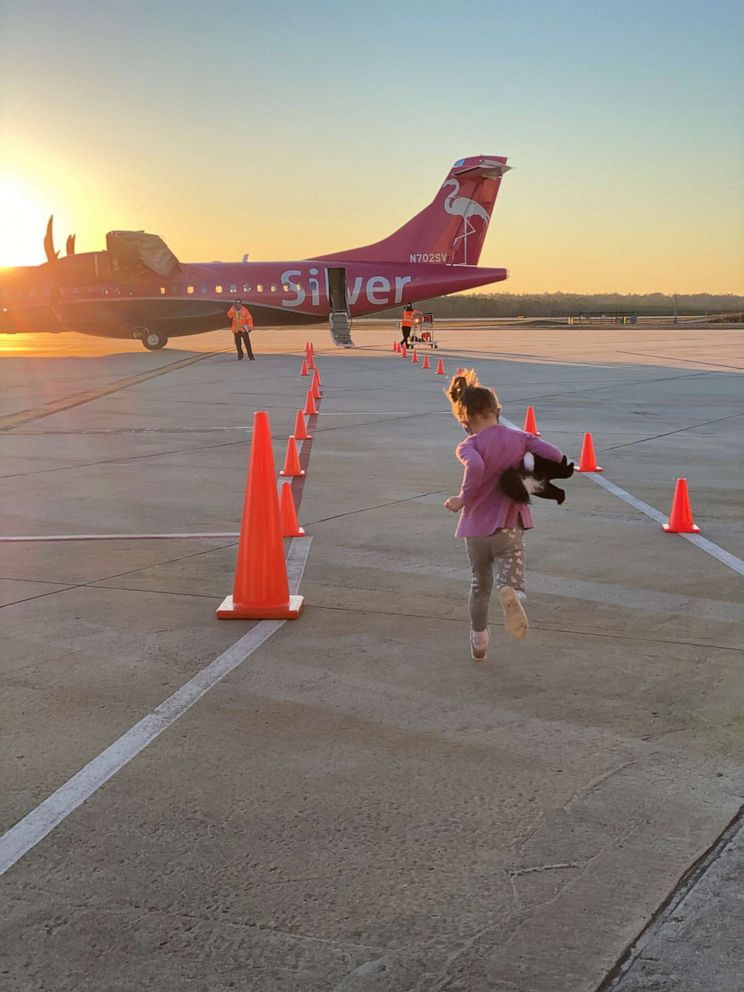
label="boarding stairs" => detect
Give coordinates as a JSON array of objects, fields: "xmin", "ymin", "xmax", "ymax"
[{"xmin": 329, "ymin": 309, "xmax": 354, "ymax": 347}]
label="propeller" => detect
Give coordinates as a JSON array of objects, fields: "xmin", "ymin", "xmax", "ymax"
[{"xmin": 44, "ymin": 216, "xmax": 59, "ymax": 262}]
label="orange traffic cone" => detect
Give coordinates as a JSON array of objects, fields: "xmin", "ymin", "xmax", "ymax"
[
  {"xmin": 393, "ymin": 341, "xmax": 399, "ymax": 352},
  {"xmin": 523, "ymin": 406, "xmax": 540, "ymax": 436},
  {"xmin": 300, "ymin": 359, "xmax": 309, "ymax": 376},
  {"xmin": 401, "ymin": 346, "xmax": 408, "ymax": 359},
  {"xmin": 435, "ymin": 359, "xmax": 445, "ymax": 375},
  {"xmin": 279, "ymin": 435, "xmax": 304, "ymax": 477},
  {"xmin": 280, "ymin": 482, "xmax": 305, "ymax": 537},
  {"xmin": 663, "ymin": 478, "xmax": 700, "ymax": 533},
  {"xmin": 576, "ymin": 432, "xmax": 603, "ymax": 472},
  {"xmin": 422, "ymin": 354, "xmax": 430, "ymax": 369},
  {"xmin": 217, "ymin": 411, "xmax": 303, "ymax": 620},
  {"xmin": 311, "ymin": 371, "xmax": 321, "ymax": 400},
  {"xmin": 304, "ymin": 389, "xmax": 318, "ymax": 417},
  {"xmin": 294, "ymin": 408, "xmax": 311, "ymax": 441},
  {"xmin": 411, "ymin": 350, "xmax": 418, "ymax": 363}
]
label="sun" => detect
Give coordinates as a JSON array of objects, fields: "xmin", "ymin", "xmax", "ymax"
[{"xmin": 0, "ymin": 180, "xmax": 50, "ymax": 267}]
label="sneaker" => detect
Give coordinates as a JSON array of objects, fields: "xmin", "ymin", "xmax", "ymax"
[
  {"xmin": 470, "ymin": 628, "xmax": 489, "ymax": 661},
  {"xmin": 499, "ymin": 587, "xmax": 528, "ymax": 640}
]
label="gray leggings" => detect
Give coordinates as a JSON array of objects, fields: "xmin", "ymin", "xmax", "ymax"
[{"xmin": 465, "ymin": 528, "xmax": 526, "ymax": 631}]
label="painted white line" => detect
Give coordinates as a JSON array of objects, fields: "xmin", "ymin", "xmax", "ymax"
[
  {"xmin": 0, "ymin": 533, "xmax": 240, "ymax": 543},
  {"xmin": 0, "ymin": 536, "xmax": 312, "ymax": 877},
  {"xmin": 501, "ymin": 416, "xmax": 744, "ymax": 579},
  {"xmin": 587, "ymin": 473, "xmax": 668, "ymax": 526},
  {"xmin": 678, "ymin": 533, "xmax": 744, "ymax": 577},
  {"xmin": 587, "ymin": 474, "xmax": 744, "ymax": 578},
  {"xmin": 2, "ymin": 440, "xmax": 309, "ymax": 542},
  {"xmin": 306, "ymin": 411, "xmax": 412, "ymax": 416}
]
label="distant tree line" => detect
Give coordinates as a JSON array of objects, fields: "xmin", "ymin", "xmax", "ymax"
[{"xmin": 374, "ymin": 292, "xmax": 744, "ymax": 318}]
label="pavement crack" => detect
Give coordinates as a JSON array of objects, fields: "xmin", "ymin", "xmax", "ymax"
[
  {"xmin": 599, "ymin": 411, "xmax": 744, "ymax": 451},
  {"xmin": 562, "ymin": 760, "xmax": 636, "ymax": 808},
  {"xmin": 509, "ymin": 862, "xmax": 582, "ymax": 877},
  {"xmin": 307, "ymin": 489, "xmax": 447, "ymax": 524},
  {"xmin": 0, "ymin": 437, "xmax": 250, "ymax": 480},
  {"xmin": 306, "ymin": 603, "xmax": 742, "ymax": 652},
  {"xmin": 0, "ymin": 351, "xmax": 221, "ymax": 432}
]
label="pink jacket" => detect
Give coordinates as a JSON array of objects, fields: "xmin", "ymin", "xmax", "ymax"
[{"xmin": 455, "ymin": 424, "xmax": 563, "ymax": 537}]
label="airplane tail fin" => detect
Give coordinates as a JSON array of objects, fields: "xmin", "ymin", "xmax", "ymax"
[{"xmin": 316, "ymin": 155, "xmax": 510, "ymax": 266}]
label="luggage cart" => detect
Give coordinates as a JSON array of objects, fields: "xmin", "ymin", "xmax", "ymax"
[{"xmin": 410, "ymin": 311, "xmax": 438, "ymax": 348}]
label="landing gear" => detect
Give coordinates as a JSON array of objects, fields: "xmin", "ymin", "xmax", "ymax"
[{"xmin": 136, "ymin": 328, "xmax": 168, "ymax": 351}]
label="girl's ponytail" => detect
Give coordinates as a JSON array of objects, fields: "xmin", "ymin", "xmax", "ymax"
[{"xmin": 446, "ymin": 369, "xmax": 502, "ymax": 424}]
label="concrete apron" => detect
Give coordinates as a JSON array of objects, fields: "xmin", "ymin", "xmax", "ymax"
[{"xmin": 0, "ymin": 325, "xmax": 743, "ymax": 991}]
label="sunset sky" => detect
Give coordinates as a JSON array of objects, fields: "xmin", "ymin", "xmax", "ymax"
[{"xmin": 1, "ymin": 0, "xmax": 743, "ymax": 292}]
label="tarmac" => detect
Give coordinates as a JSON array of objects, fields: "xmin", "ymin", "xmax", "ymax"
[{"xmin": 1, "ymin": 320, "xmax": 743, "ymax": 991}]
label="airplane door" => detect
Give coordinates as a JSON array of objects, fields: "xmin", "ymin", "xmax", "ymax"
[
  {"xmin": 327, "ymin": 267, "xmax": 348, "ymax": 314},
  {"xmin": 325, "ymin": 267, "xmax": 354, "ymax": 347}
]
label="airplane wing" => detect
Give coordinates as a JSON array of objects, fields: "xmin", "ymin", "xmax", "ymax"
[{"xmin": 106, "ymin": 230, "xmax": 181, "ymax": 277}]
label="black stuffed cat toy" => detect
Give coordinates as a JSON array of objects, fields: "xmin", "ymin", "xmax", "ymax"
[{"xmin": 500, "ymin": 452, "xmax": 575, "ymax": 505}]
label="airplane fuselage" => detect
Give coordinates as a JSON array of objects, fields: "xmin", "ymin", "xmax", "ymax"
[{"xmin": 1, "ymin": 257, "xmax": 507, "ymax": 338}]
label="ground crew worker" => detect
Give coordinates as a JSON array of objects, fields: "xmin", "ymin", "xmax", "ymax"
[
  {"xmin": 400, "ymin": 303, "xmax": 415, "ymax": 349},
  {"xmin": 227, "ymin": 299, "xmax": 255, "ymax": 360}
]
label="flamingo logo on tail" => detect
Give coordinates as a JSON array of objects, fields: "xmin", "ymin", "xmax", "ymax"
[{"xmin": 442, "ymin": 178, "xmax": 491, "ymax": 265}]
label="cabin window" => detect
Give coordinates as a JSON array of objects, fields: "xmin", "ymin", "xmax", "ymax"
[
  {"xmin": 200, "ymin": 286, "xmax": 208, "ymax": 294},
  {"xmin": 242, "ymin": 283, "xmax": 251, "ymax": 293},
  {"xmin": 187, "ymin": 285, "xmax": 195, "ymax": 294},
  {"xmin": 229, "ymin": 284, "xmax": 237, "ymax": 294},
  {"xmin": 282, "ymin": 283, "xmax": 290, "ymax": 292},
  {"xmin": 160, "ymin": 287, "xmax": 166, "ymax": 295},
  {"xmin": 215, "ymin": 284, "xmax": 223, "ymax": 293},
  {"xmin": 257, "ymin": 283, "xmax": 263, "ymax": 293},
  {"xmin": 270, "ymin": 284, "xmax": 277, "ymax": 293}
]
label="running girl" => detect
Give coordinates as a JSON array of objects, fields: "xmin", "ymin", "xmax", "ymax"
[{"xmin": 443, "ymin": 371, "xmax": 565, "ymax": 661}]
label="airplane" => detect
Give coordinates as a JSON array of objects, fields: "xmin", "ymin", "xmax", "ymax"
[{"xmin": 0, "ymin": 155, "xmax": 510, "ymax": 350}]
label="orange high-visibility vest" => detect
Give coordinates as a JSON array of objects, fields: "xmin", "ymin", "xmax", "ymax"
[
  {"xmin": 401, "ymin": 309, "xmax": 415, "ymax": 328},
  {"xmin": 227, "ymin": 305, "xmax": 253, "ymax": 332}
]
